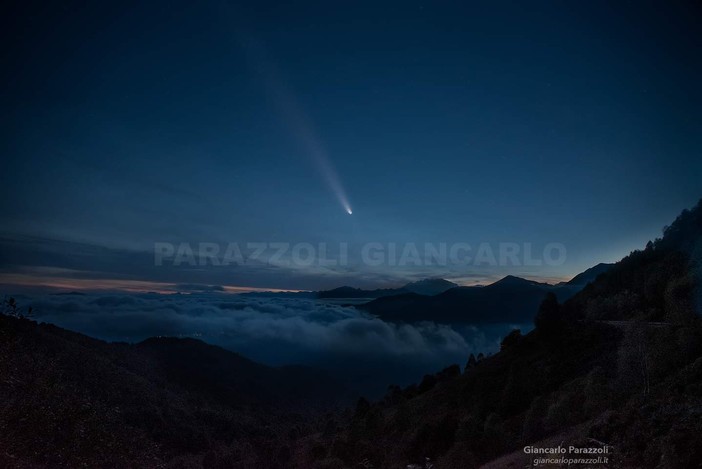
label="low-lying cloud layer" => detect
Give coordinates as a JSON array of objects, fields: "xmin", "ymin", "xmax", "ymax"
[{"xmin": 19, "ymin": 292, "xmax": 526, "ymax": 395}]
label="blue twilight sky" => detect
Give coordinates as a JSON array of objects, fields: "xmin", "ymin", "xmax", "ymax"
[{"xmin": 1, "ymin": 0, "xmax": 701, "ymax": 291}]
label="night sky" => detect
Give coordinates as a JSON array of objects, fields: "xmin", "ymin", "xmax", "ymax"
[{"xmin": 2, "ymin": 0, "xmax": 701, "ymax": 292}]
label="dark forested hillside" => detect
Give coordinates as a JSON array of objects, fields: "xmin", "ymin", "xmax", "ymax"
[
  {"xmin": 0, "ymin": 315, "xmax": 350, "ymax": 468},
  {"xmin": 297, "ymin": 200, "xmax": 702, "ymax": 468},
  {"xmin": 564, "ymin": 262, "xmax": 614, "ymax": 286}
]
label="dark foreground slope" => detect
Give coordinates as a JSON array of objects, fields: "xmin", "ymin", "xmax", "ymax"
[
  {"xmin": 0, "ymin": 316, "xmax": 349, "ymax": 468},
  {"xmin": 297, "ymin": 200, "xmax": 702, "ymax": 468}
]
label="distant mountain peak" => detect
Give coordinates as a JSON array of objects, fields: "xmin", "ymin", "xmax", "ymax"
[
  {"xmin": 326, "ymin": 286, "xmax": 361, "ymax": 293},
  {"xmin": 402, "ymin": 278, "xmax": 458, "ymax": 296},
  {"xmin": 491, "ymin": 275, "xmax": 542, "ymax": 287},
  {"xmin": 566, "ymin": 262, "xmax": 614, "ymax": 285},
  {"xmin": 316, "ymin": 285, "xmax": 401, "ymax": 299},
  {"xmin": 316, "ymin": 278, "xmax": 458, "ymax": 299}
]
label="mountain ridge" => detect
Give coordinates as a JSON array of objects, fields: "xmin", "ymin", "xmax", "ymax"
[
  {"xmin": 358, "ymin": 276, "xmax": 582, "ymax": 324},
  {"xmin": 244, "ymin": 266, "xmax": 613, "ymax": 301},
  {"xmin": 0, "ymin": 314, "xmax": 352, "ymax": 467},
  {"xmin": 297, "ymin": 198, "xmax": 702, "ymax": 468}
]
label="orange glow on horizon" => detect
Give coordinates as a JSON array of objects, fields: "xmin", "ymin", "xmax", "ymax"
[{"xmin": 0, "ymin": 273, "xmax": 302, "ymax": 294}]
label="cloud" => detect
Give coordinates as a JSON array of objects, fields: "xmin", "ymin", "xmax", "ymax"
[
  {"xmin": 173, "ymin": 284, "xmax": 226, "ymax": 293},
  {"xmin": 26, "ymin": 293, "xmax": 461, "ymax": 352},
  {"xmin": 20, "ymin": 292, "xmax": 525, "ymax": 395}
]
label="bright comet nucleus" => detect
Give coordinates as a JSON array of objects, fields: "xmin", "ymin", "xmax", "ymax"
[{"xmin": 347, "ymin": 208, "xmax": 353, "ymax": 215}]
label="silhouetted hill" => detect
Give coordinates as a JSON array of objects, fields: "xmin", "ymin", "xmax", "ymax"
[
  {"xmin": 564, "ymin": 262, "xmax": 614, "ymax": 286},
  {"xmin": 298, "ymin": 199, "xmax": 702, "ymax": 468},
  {"xmin": 238, "ymin": 290, "xmax": 317, "ymax": 298},
  {"xmin": 563, "ymin": 200, "xmax": 702, "ymax": 323},
  {"xmin": 136, "ymin": 337, "xmax": 347, "ymax": 409},
  {"xmin": 0, "ymin": 315, "xmax": 350, "ymax": 468},
  {"xmin": 305, "ymin": 278, "xmax": 457, "ymax": 299},
  {"xmin": 402, "ymin": 278, "xmax": 458, "ymax": 295},
  {"xmin": 317, "ymin": 285, "xmax": 408, "ymax": 299},
  {"xmin": 491, "ymin": 275, "xmax": 547, "ymax": 287},
  {"xmin": 359, "ymin": 275, "xmax": 582, "ymax": 324}
]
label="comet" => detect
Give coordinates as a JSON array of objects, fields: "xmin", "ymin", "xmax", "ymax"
[{"xmin": 235, "ymin": 30, "xmax": 352, "ymax": 215}]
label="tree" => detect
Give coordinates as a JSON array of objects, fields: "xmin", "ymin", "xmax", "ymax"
[
  {"xmin": 383, "ymin": 384, "xmax": 403, "ymax": 406},
  {"xmin": 355, "ymin": 397, "xmax": 371, "ymax": 417},
  {"xmin": 500, "ymin": 329, "xmax": 522, "ymax": 351},
  {"xmin": 465, "ymin": 353, "xmax": 477, "ymax": 372},
  {"xmin": 418, "ymin": 374, "xmax": 438, "ymax": 393},
  {"xmin": 534, "ymin": 292, "xmax": 560, "ymax": 332},
  {"xmin": 617, "ymin": 323, "xmax": 650, "ymax": 396},
  {"xmin": 1, "ymin": 297, "xmax": 33, "ymax": 318},
  {"xmin": 437, "ymin": 364, "xmax": 461, "ymax": 380}
]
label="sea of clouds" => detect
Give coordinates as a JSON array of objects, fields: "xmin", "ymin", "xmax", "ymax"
[{"xmin": 18, "ymin": 292, "xmax": 527, "ymax": 395}]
